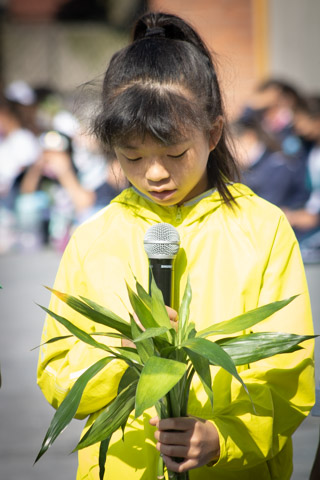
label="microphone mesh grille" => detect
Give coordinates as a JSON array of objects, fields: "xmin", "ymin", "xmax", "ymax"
[{"xmin": 144, "ymin": 223, "xmax": 180, "ymax": 259}]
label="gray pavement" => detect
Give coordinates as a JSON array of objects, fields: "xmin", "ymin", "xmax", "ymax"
[
  {"xmin": 0, "ymin": 249, "xmax": 84, "ymax": 480},
  {"xmin": 0, "ymin": 249, "xmax": 319, "ymax": 480}
]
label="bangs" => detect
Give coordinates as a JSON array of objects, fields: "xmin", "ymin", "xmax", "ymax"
[{"xmin": 94, "ymin": 83, "xmax": 210, "ymax": 147}]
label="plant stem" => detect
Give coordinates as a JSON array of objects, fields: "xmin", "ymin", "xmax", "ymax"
[
  {"xmin": 167, "ymin": 471, "xmax": 189, "ymax": 480},
  {"xmin": 165, "ymin": 372, "xmax": 191, "ymax": 480}
]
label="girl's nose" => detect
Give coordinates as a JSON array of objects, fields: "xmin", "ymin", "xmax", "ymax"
[{"xmin": 145, "ymin": 158, "xmax": 170, "ymax": 182}]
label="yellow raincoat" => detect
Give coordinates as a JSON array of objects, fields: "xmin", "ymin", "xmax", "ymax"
[{"xmin": 37, "ymin": 184, "xmax": 315, "ymax": 479}]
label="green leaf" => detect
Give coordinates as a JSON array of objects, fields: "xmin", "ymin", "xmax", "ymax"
[
  {"xmin": 35, "ymin": 356, "xmax": 113, "ymax": 462},
  {"xmin": 38, "ymin": 305, "xmax": 115, "ymax": 355},
  {"xmin": 155, "ymin": 396, "xmax": 170, "ymax": 419},
  {"xmin": 47, "ymin": 287, "xmax": 132, "ymax": 338},
  {"xmin": 157, "ymin": 454, "xmax": 165, "ymax": 480},
  {"xmin": 186, "ymin": 322, "xmax": 196, "ymax": 340},
  {"xmin": 135, "ymin": 279, "xmax": 152, "ymax": 309},
  {"xmin": 135, "ymin": 356, "xmax": 187, "ymax": 418},
  {"xmin": 158, "ymin": 345, "xmax": 177, "ymax": 358},
  {"xmin": 126, "ymin": 283, "xmax": 159, "ymax": 330},
  {"xmin": 80, "ymin": 296, "xmax": 129, "ymax": 326},
  {"xmin": 117, "ymin": 366, "xmax": 140, "ymax": 394},
  {"xmin": 217, "ymin": 332, "xmax": 315, "ymax": 366},
  {"xmin": 40, "ymin": 306, "xmax": 138, "ymax": 365},
  {"xmin": 99, "ymin": 437, "xmax": 111, "ymax": 480},
  {"xmin": 112, "ymin": 346, "xmax": 142, "ymax": 365},
  {"xmin": 76, "ymin": 381, "xmax": 137, "ymax": 450},
  {"xmin": 31, "ymin": 331, "xmax": 126, "ymax": 352},
  {"xmin": 130, "ymin": 315, "xmax": 154, "ymax": 363},
  {"xmin": 197, "ymin": 296, "xmax": 299, "ymax": 338},
  {"xmin": 178, "ymin": 277, "xmax": 192, "ymax": 343},
  {"xmin": 182, "ymin": 337, "xmax": 249, "ymax": 395},
  {"xmin": 134, "ymin": 327, "xmax": 170, "ymax": 343},
  {"xmin": 181, "ymin": 367, "xmax": 195, "ymax": 416},
  {"xmin": 92, "ymin": 332, "xmax": 127, "ymax": 340},
  {"xmin": 128, "ymin": 282, "xmax": 172, "ymax": 350},
  {"xmin": 128, "ymin": 268, "xmax": 152, "ymax": 310},
  {"xmin": 31, "ymin": 334, "xmax": 74, "ymax": 351},
  {"xmin": 168, "ymin": 382, "xmax": 182, "ymax": 418},
  {"xmin": 120, "ymin": 420, "xmax": 126, "ymax": 441},
  {"xmin": 184, "ymin": 348, "xmax": 213, "ymax": 407}
]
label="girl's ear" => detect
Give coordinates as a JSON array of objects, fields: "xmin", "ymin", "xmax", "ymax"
[{"xmin": 209, "ymin": 116, "xmax": 224, "ymax": 151}]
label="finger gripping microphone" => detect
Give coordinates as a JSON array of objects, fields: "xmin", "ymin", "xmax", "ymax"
[{"xmin": 144, "ymin": 223, "xmax": 180, "ymax": 306}]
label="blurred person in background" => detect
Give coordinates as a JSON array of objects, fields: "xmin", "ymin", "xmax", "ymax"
[
  {"xmin": 5, "ymin": 79, "xmax": 40, "ymax": 135},
  {"xmin": 33, "ymin": 85, "xmax": 66, "ymax": 133},
  {"xmin": 19, "ymin": 130, "xmax": 86, "ymax": 251},
  {"xmin": 284, "ymin": 95, "xmax": 320, "ymax": 263},
  {"xmin": 19, "ymin": 130, "xmax": 127, "ymax": 251},
  {"xmin": 0, "ymin": 89, "xmax": 40, "ymax": 253},
  {"xmin": 292, "ymin": 96, "xmax": 320, "ymax": 479},
  {"xmin": 233, "ymin": 118, "xmax": 309, "ymax": 209},
  {"xmin": 240, "ymin": 78, "xmax": 310, "ymax": 160},
  {"xmin": 0, "ymin": 97, "xmax": 40, "ymax": 207},
  {"xmin": 0, "ymin": 77, "xmax": 127, "ymax": 253},
  {"xmin": 48, "ymin": 101, "xmax": 119, "ymax": 208}
]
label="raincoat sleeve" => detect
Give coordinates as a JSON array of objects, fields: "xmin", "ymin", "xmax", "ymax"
[
  {"xmin": 210, "ymin": 213, "xmax": 315, "ymax": 471},
  {"xmin": 37, "ymin": 234, "xmax": 128, "ymax": 419}
]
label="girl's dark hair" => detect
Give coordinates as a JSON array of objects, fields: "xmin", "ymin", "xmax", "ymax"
[{"xmin": 93, "ymin": 11, "xmax": 239, "ymax": 204}]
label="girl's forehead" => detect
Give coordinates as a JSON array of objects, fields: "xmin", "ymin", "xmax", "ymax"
[
  {"xmin": 116, "ymin": 127, "xmax": 207, "ymax": 150},
  {"xmin": 118, "ymin": 135, "xmax": 187, "ymax": 149}
]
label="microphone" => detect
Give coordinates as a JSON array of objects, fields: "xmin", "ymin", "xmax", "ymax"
[{"xmin": 144, "ymin": 223, "xmax": 180, "ymax": 306}]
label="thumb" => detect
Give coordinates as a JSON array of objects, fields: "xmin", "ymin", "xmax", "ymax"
[{"xmin": 165, "ymin": 306, "xmax": 178, "ymax": 322}]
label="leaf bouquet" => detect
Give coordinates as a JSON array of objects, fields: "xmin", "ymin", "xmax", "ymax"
[{"xmin": 35, "ymin": 276, "xmax": 313, "ymax": 480}]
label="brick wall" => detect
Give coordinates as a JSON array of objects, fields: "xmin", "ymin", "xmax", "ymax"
[
  {"xmin": 8, "ymin": 0, "xmax": 67, "ymax": 21},
  {"xmin": 4, "ymin": 0, "xmax": 269, "ymax": 117},
  {"xmin": 149, "ymin": 0, "xmax": 269, "ymax": 118}
]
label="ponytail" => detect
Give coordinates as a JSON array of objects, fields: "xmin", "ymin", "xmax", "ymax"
[{"xmin": 93, "ymin": 12, "xmax": 239, "ymax": 205}]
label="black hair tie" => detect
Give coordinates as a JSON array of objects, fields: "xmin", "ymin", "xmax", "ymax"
[{"xmin": 145, "ymin": 26, "xmax": 166, "ymax": 38}]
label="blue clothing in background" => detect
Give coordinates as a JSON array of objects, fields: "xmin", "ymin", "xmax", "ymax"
[{"xmin": 241, "ymin": 148, "xmax": 310, "ymax": 209}]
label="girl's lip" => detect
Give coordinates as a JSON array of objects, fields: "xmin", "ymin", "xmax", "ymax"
[{"xmin": 149, "ymin": 189, "xmax": 177, "ymax": 200}]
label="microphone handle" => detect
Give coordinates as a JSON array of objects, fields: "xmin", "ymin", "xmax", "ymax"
[
  {"xmin": 149, "ymin": 257, "xmax": 183, "ymax": 464},
  {"xmin": 149, "ymin": 258, "xmax": 173, "ymax": 307}
]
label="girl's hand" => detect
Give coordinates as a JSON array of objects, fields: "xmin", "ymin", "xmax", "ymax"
[
  {"xmin": 149, "ymin": 416, "xmax": 220, "ymax": 473},
  {"xmin": 165, "ymin": 306, "xmax": 179, "ymax": 331}
]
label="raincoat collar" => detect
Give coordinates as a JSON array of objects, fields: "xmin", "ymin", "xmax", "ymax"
[{"xmin": 111, "ymin": 183, "xmax": 254, "ymax": 227}]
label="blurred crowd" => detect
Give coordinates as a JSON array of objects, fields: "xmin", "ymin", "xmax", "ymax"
[
  {"xmin": 0, "ymin": 80, "xmax": 127, "ymax": 254},
  {"xmin": 233, "ymin": 78, "xmax": 320, "ymax": 264},
  {"xmin": 0, "ymin": 78, "xmax": 320, "ymax": 263}
]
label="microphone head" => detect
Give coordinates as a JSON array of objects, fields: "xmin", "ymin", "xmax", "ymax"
[{"xmin": 144, "ymin": 223, "xmax": 180, "ymax": 259}]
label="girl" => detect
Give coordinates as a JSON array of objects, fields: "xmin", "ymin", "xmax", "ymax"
[{"xmin": 37, "ymin": 12, "xmax": 315, "ymax": 480}]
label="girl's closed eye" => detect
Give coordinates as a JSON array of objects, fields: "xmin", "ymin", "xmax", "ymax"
[
  {"xmin": 167, "ymin": 148, "xmax": 189, "ymax": 159},
  {"xmin": 124, "ymin": 155, "xmax": 142, "ymax": 162},
  {"xmin": 117, "ymin": 149, "xmax": 142, "ymax": 162}
]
